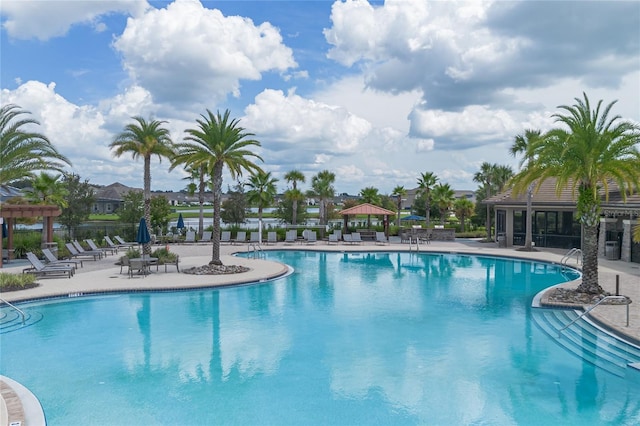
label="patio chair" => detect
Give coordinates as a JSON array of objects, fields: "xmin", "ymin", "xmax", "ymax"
[
  {"xmin": 163, "ymin": 255, "xmax": 180, "ymax": 272},
  {"xmin": 233, "ymin": 231, "xmax": 247, "ymax": 245},
  {"xmin": 66, "ymin": 242, "xmax": 100, "ymax": 261},
  {"xmin": 199, "ymin": 231, "xmax": 212, "ymax": 243},
  {"xmin": 266, "ymin": 232, "xmax": 277, "ymax": 245},
  {"xmin": 249, "ymin": 232, "xmax": 261, "ymax": 244},
  {"xmin": 375, "ymin": 232, "xmax": 388, "ymax": 245},
  {"xmin": 343, "ymin": 234, "xmax": 353, "ymax": 244},
  {"xmin": 24, "ymin": 252, "xmax": 73, "ymax": 278},
  {"xmin": 86, "ymin": 239, "xmax": 116, "ymax": 256},
  {"xmin": 328, "ymin": 233, "xmax": 339, "ymax": 245},
  {"xmin": 351, "ymin": 232, "xmax": 363, "ymax": 245},
  {"xmin": 306, "ymin": 231, "xmax": 317, "ymax": 244},
  {"xmin": 114, "ymin": 235, "xmax": 136, "ymax": 247},
  {"xmin": 284, "ymin": 230, "xmax": 297, "ymax": 245},
  {"xmin": 43, "ymin": 248, "xmax": 82, "ymax": 269},
  {"xmin": 73, "ymin": 240, "xmax": 104, "ymax": 259},
  {"xmin": 221, "ymin": 231, "xmax": 232, "ymax": 245},
  {"xmin": 184, "ymin": 231, "xmax": 197, "ymax": 244}
]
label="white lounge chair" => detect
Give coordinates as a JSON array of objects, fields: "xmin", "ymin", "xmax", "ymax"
[
  {"xmin": 184, "ymin": 231, "xmax": 196, "ymax": 243},
  {"xmin": 284, "ymin": 230, "xmax": 297, "ymax": 244},
  {"xmin": 249, "ymin": 232, "xmax": 261, "ymax": 244},
  {"xmin": 328, "ymin": 233, "xmax": 339, "ymax": 245},
  {"xmin": 375, "ymin": 232, "xmax": 388, "ymax": 245},
  {"xmin": 266, "ymin": 232, "xmax": 277, "ymax": 245},
  {"xmin": 233, "ymin": 231, "xmax": 246, "ymax": 245},
  {"xmin": 306, "ymin": 231, "xmax": 317, "ymax": 244},
  {"xmin": 200, "ymin": 231, "xmax": 212, "ymax": 243},
  {"xmin": 220, "ymin": 231, "xmax": 232, "ymax": 245},
  {"xmin": 351, "ymin": 232, "xmax": 363, "ymax": 245}
]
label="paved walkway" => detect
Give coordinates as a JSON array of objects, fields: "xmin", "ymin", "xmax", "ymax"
[{"xmin": 2, "ymin": 239, "xmax": 639, "ymax": 343}]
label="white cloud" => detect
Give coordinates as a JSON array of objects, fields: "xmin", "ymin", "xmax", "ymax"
[
  {"xmin": 1, "ymin": 0, "xmax": 148, "ymax": 40},
  {"xmin": 112, "ymin": 0, "xmax": 297, "ymax": 105}
]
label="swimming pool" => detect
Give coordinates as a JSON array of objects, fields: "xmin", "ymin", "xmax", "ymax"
[{"xmin": 1, "ymin": 251, "xmax": 639, "ymax": 424}]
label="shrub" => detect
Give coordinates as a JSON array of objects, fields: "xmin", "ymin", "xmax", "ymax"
[
  {"xmin": 151, "ymin": 247, "xmax": 178, "ymax": 264},
  {"xmin": 0, "ymin": 272, "xmax": 39, "ymax": 291}
]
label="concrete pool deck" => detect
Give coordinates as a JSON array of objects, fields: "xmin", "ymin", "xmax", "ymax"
[{"xmin": 1, "ymin": 238, "xmax": 639, "ymax": 425}]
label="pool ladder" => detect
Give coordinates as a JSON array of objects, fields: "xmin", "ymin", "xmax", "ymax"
[
  {"xmin": 561, "ymin": 248, "xmax": 582, "ymax": 267},
  {"xmin": 0, "ymin": 297, "xmax": 25, "ymax": 324},
  {"xmin": 248, "ymin": 242, "xmax": 264, "ymax": 259}
]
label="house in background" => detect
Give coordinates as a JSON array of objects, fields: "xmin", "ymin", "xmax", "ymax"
[
  {"xmin": 92, "ymin": 182, "xmax": 140, "ymax": 214},
  {"xmin": 484, "ymin": 179, "xmax": 640, "ymax": 264}
]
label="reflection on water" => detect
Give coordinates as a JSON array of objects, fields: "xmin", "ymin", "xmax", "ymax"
[{"xmin": 1, "ymin": 252, "xmax": 638, "ymax": 425}]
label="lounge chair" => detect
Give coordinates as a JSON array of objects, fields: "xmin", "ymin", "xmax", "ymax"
[
  {"xmin": 343, "ymin": 234, "xmax": 353, "ymax": 244},
  {"xmin": 266, "ymin": 232, "xmax": 277, "ymax": 245},
  {"xmin": 328, "ymin": 233, "xmax": 339, "ymax": 245},
  {"xmin": 24, "ymin": 252, "xmax": 73, "ymax": 278},
  {"xmin": 284, "ymin": 230, "xmax": 297, "ymax": 245},
  {"xmin": 105, "ymin": 236, "xmax": 128, "ymax": 250},
  {"xmin": 114, "ymin": 235, "xmax": 136, "ymax": 247},
  {"xmin": 220, "ymin": 231, "xmax": 232, "ymax": 245},
  {"xmin": 184, "ymin": 231, "xmax": 196, "ymax": 244},
  {"xmin": 73, "ymin": 240, "xmax": 104, "ymax": 259},
  {"xmin": 306, "ymin": 231, "xmax": 317, "ymax": 244},
  {"xmin": 66, "ymin": 242, "xmax": 100, "ymax": 261},
  {"xmin": 351, "ymin": 232, "xmax": 363, "ymax": 245},
  {"xmin": 86, "ymin": 239, "xmax": 116, "ymax": 256},
  {"xmin": 199, "ymin": 231, "xmax": 212, "ymax": 243},
  {"xmin": 233, "ymin": 231, "xmax": 246, "ymax": 245},
  {"xmin": 43, "ymin": 248, "xmax": 82, "ymax": 269},
  {"xmin": 375, "ymin": 232, "xmax": 388, "ymax": 245},
  {"xmin": 249, "ymin": 232, "xmax": 261, "ymax": 244}
]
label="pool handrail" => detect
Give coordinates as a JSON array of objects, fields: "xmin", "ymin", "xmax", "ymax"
[
  {"xmin": 558, "ymin": 295, "xmax": 630, "ymax": 337},
  {"xmin": 0, "ymin": 297, "xmax": 25, "ymax": 324}
]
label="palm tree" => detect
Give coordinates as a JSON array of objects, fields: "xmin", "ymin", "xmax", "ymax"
[
  {"xmin": 0, "ymin": 103, "xmax": 71, "ymax": 185},
  {"xmin": 510, "ymin": 93, "xmax": 640, "ymax": 294},
  {"xmin": 474, "ymin": 163, "xmax": 497, "ymax": 241},
  {"xmin": 391, "ymin": 185, "xmax": 407, "ymax": 226},
  {"xmin": 432, "ymin": 183, "xmax": 455, "ymax": 226},
  {"xmin": 110, "ymin": 117, "xmax": 174, "ymax": 254},
  {"xmin": 284, "ymin": 170, "xmax": 306, "ymax": 225},
  {"xmin": 178, "ymin": 164, "xmax": 207, "ymax": 238},
  {"xmin": 454, "ymin": 198, "xmax": 474, "ymax": 232},
  {"xmin": 245, "ymin": 170, "xmax": 278, "ymax": 243},
  {"xmin": 359, "ymin": 186, "xmax": 381, "ymax": 228},
  {"xmin": 510, "ymin": 130, "xmax": 544, "ymax": 251},
  {"xmin": 24, "ymin": 172, "xmax": 69, "ymax": 245},
  {"xmin": 173, "ymin": 109, "xmax": 262, "ymax": 265},
  {"xmin": 308, "ymin": 170, "xmax": 336, "ymax": 226},
  {"xmin": 416, "ymin": 172, "xmax": 438, "ymax": 228}
]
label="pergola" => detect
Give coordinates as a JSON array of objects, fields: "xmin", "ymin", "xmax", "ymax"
[
  {"xmin": 339, "ymin": 203, "xmax": 396, "ymax": 237},
  {"xmin": 1, "ymin": 204, "xmax": 61, "ymax": 268}
]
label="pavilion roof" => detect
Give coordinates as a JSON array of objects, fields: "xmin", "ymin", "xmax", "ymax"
[{"xmin": 339, "ymin": 203, "xmax": 396, "ymax": 216}]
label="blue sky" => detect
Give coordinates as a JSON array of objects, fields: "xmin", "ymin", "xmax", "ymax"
[{"xmin": 1, "ymin": 0, "xmax": 639, "ymax": 195}]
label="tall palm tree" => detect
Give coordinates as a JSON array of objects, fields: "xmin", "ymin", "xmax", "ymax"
[
  {"xmin": 391, "ymin": 185, "xmax": 407, "ymax": 226},
  {"xmin": 24, "ymin": 172, "xmax": 69, "ymax": 245},
  {"xmin": 510, "ymin": 130, "xmax": 544, "ymax": 251},
  {"xmin": 474, "ymin": 162, "xmax": 498, "ymax": 241},
  {"xmin": 0, "ymin": 103, "xmax": 71, "ymax": 185},
  {"xmin": 178, "ymin": 164, "xmax": 207, "ymax": 238},
  {"xmin": 416, "ymin": 172, "xmax": 438, "ymax": 228},
  {"xmin": 308, "ymin": 170, "xmax": 335, "ymax": 226},
  {"xmin": 511, "ymin": 93, "xmax": 640, "ymax": 294},
  {"xmin": 454, "ymin": 197, "xmax": 474, "ymax": 232},
  {"xmin": 432, "ymin": 183, "xmax": 455, "ymax": 226},
  {"xmin": 245, "ymin": 170, "xmax": 278, "ymax": 243},
  {"xmin": 173, "ymin": 109, "xmax": 262, "ymax": 265},
  {"xmin": 110, "ymin": 117, "xmax": 174, "ymax": 254},
  {"xmin": 284, "ymin": 170, "xmax": 306, "ymax": 225},
  {"xmin": 359, "ymin": 186, "xmax": 381, "ymax": 228}
]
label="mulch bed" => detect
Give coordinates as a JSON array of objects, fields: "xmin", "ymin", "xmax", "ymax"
[{"xmin": 183, "ymin": 264, "xmax": 250, "ymax": 275}]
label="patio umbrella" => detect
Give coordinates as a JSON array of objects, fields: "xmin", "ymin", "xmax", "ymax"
[
  {"xmin": 137, "ymin": 217, "xmax": 151, "ymax": 246},
  {"xmin": 176, "ymin": 213, "xmax": 185, "ymax": 233},
  {"xmin": 401, "ymin": 215, "xmax": 426, "ymax": 221}
]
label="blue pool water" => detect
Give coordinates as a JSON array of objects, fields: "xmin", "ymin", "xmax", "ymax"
[{"xmin": 1, "ymin": 251, "xmax": 639, "ymax": 425}]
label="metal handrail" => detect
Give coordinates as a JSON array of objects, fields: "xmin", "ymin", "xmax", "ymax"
[
  {"xmin": 561, "ymin": 248, "xmax": 582, "ymax": 267},
  {"xmin": 0, "ymin": 297, "xmax": 26, "ymax": 324},
  {"xmin": 248, "ymin": 242, "xmax": 263, "ymax": 258},
  {"xmin": 558, "ymin": 295, "xmax": 630, "ymax": 337}
]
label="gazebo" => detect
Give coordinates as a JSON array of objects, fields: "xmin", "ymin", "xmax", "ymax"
[
  {"xmin": 1, "ymin": 204, "xmax": 62, "ymax": 268},
  {"xmin": 339, "ymin": 203, "xmax": 396, "ymax": 238}
]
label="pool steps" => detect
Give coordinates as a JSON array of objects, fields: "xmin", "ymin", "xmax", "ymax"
[
  {"xmin": 0, "ymin": 306, "xmax": 43, "ymax": 333},
  {"xmin": 533, "ymin": 307, "xmax": 640, "ymax": 380}
]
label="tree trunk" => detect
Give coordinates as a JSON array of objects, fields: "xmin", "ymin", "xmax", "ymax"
[
  {"xmin": 425, "ymin": 192, "xmax": 430, "ymax": 228},
  {"xmin": 198, "ymin": 170, "xmax": 205, "ymax": 238},
  {"xmin": 210, "ymin": 163, "xmax": 223, "ymax": 265},
  {"xmin": 576, "ymin": 224, "xmax": 603, "ymax": 294},
  {"xmin": 143, "ymin": 156, "xmax": 152, "ymax": 255},
  {"xmin": 292, "ymin": 196, "xmax": 298, "ymax": 225},
  {"xmin": 524, "ymin": 184, "xmax": 533, "ymax": 250}
]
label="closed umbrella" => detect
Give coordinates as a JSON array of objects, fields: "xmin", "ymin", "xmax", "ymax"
[
  {"xmin": 1, "ymin": 220, "xmax": 7, "ymax": 238},
  {"xmin": 137, "ymin": 217, "xmax": 151, "ymax": 247},
  {"xmin": 176, "ymin": 213, "xmax": 185, "ymax": 234}
]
